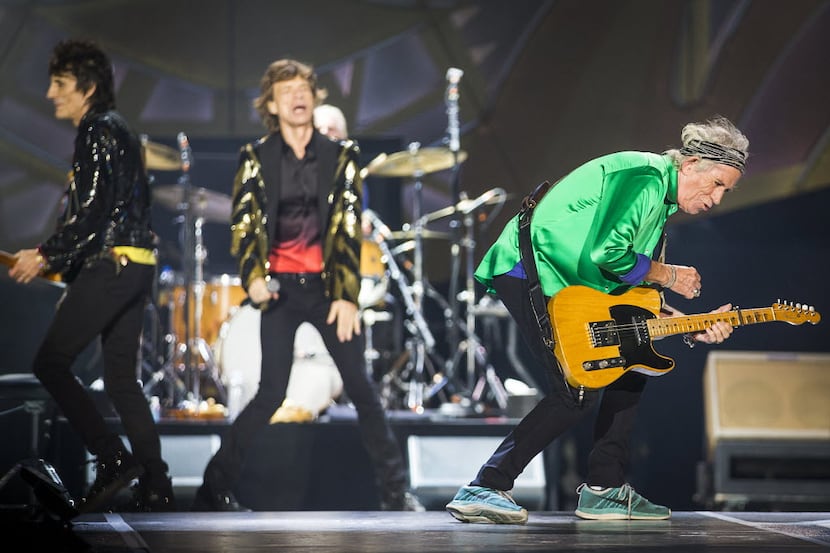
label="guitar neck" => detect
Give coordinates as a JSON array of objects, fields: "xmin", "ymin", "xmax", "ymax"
[
  {"xmin": 647, "ymin": 307, "xmax": 776, "ymax": 338},
  {"xmin": 0, "ymin": 250, "xmax": 17, "ymax": 270}
]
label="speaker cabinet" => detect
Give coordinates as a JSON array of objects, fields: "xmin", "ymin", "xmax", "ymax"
[
  {"xmin": 701, "ymin": 351, "xmax": 830, "ymax": 507},
  {"xmin": 704, "ymin": 351, "xmax": 830, "ymax": 454}
]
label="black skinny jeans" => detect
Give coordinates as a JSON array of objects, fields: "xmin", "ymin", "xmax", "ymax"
[
  {"xmin": 471, "ymin": 274, "xmax": 647, "ymax": 491},
  {"xmin": 207, "ymin": 275, "xmax": 407, "ymax": 497},
  {"xmin": 33, "ymin": 258, "xmax": 165, "ymax": 472}
]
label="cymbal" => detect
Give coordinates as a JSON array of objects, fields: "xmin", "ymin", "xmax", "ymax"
[
  {"xmin": 364, "ymin": 147, "xmax": 467, "ymax": 178},
  {"xmin": 388, "ymin": 229, "xmax": 452, "ymax": 241},
  {"xmin": 143, "ymin": 141, "xmax": 182, "ymax": 171},
  {"xmin": 423, "ymin": 188, "xmax": 514, "ymax": 223},
  {"xmin": 153, "ymin": 185, "xmax": 232, "ymax": 223}
]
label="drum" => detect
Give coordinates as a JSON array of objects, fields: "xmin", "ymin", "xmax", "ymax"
[
  {"xmin": 359, "ymin": 239, "xmax": 388, "ymax": 309},
  {"xmin": 167, "ymin": 274, "xmax": 247, "ymax": 346},
  {"xmin": 214, "ymin": 306, "xmax": 344, "ymax": 421}
]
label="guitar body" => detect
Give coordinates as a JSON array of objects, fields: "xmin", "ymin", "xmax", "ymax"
[
  {"xmin": 550, "ymin": 286, "xmax": 674, "ymax": 389},
  {"xmin": 548, "ymin": 284, "xmax": 819, "ymax": 390}
]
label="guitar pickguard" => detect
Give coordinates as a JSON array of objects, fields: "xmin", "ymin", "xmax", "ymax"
[{"xmin": 607, "ymin": 304, "xmax": 671, "ymax": 372}]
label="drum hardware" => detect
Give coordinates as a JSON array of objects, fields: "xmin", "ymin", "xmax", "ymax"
[
  {"xmin": 362, "ymin": 147, "xmax": 467, "ymax": 178},
  {"xmin": 361, "ymin": 307, "xmax": 394, "ymax": 381},
  {"xmin": 422, "ymin": 282, "xmax": 509, "ymax": 410},
  {"xmin": 443, "ymin": 67, "xmax": 466, "ymax": 390},
  {"xmin": 150, "ymin": 133, "xmax": 228, "ymax": 412},
  {"xmin": 365, "ymin": 142, "xmax": 433, "ymax": 408},
  {"xmin": 141, "ymin": 137, "xmax": 182, "ymax": 171},
  {"xmin": 471, "ymin": 297, "xmax": 540, "ymax": 392},
  {"xmin": 419, "ymin": 188, "xmax": 513, "ymax": 225},
  {"xmin": 362, "ymin": 136, "xmax": 471, "ymax": 410},
  {"xmin": 387, "ymin": 229, "xmax": 453, "ymax": 241},
  {"xmin": 397, "ymin": 186, "xmax": 511, "ymax": 410},
  {"xmin": 151, "ymin": 184, "xmax": 232, "ymax": 224},
  {"xmin": 363, "ymin": 209, "xmax": 448, "ymax": 413}
]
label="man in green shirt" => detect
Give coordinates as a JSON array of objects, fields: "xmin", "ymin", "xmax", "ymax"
[{"xmin": 447, "ymin": 116, "xmax": 748, "ymax": 524}]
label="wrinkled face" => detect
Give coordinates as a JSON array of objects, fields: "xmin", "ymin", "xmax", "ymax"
[
  {"xmin": 676, "ymin": 158, "xmax": 742, "ymax": 215},
  {"xmin": 46, "ymin": 72, "xmax": 94, "ymax": 126},
  {"xmin": 267, "ymin": 76, "xmax": 315, "ymax": 129}
]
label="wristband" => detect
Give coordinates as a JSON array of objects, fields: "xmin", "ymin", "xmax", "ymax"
[{"xmin": 664, "ymin": 265, "xmax": 677, "ymax": 288}]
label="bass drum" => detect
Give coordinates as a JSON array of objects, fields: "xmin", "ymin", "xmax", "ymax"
[{"xmin": 214, "ymin": 305, "xmax": 344, "ymax": 421}]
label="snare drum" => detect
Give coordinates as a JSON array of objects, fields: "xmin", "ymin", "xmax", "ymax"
[
  {"xmin": 359, "ymin": 239, "xmax": 388, "ymax": 309},
  {"xmin": 168, "ymin": 274, "xmax": 247, "ymax": 346},
  {"xmin": 214, "ymin": 307, "xmax": 344, "ymax": 420}
]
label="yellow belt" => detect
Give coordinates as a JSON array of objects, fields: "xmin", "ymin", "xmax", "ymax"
[{"xmin": 112, "ymin": 246, "xmax": 157, "ymax": 266}]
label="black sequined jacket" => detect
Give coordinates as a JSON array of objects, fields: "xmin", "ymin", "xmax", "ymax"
[
  {"xmin": 230, "ymin": 130, "xmax": 363, "ymax": 305},
  {"xmin": 38, "ymin": 109, "xmax": 155, "ymax": 282}
]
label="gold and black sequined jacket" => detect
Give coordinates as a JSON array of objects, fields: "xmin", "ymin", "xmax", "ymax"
[
  {"xmin": 38, "ymin": 109, "xmax": 155, "ymax": 282},
  {"xmin": 230, "ymin": 131, "xmax": 363, "ymax": 305}
]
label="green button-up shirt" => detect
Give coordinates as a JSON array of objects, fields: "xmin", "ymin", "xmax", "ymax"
[{"xmin": 475, "ymin": 151, "xmax": 679, "ymax": 297}]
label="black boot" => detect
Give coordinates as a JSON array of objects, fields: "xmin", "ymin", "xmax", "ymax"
[
  {"xmin": 190, "ymin": 464, "xmax": 249, "ymax": 512},
  {"xmin": 136, "ymin": 468, "xmax": 177, "ymax": 512},
  {"xmin": 81, "ymin": 449, "xmax": 144, "ymax": 513}
]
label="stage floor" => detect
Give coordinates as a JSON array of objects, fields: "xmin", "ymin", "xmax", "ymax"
[{"xmin": 17, "ymin": 510, "xmax": 830, "ymax": 552}]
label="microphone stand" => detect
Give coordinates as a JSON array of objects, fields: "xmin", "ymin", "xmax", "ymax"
[
  {"xmin": 444, "ymin": 67, "xmax": 465, "ymax": 385},
  {"xmin": 177, "ymin": 132, "xmax": 197, "ymax": 405},
  {"xmin": 174, "ymin": 133, "xmax": 226, "ymax": 411}
]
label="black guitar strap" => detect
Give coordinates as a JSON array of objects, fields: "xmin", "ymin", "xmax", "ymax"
[
  {"xmin": 518, "ymin": 179, "xmax": 588, "ymax": 400},
  {"xmin": 517, "ymin": 180, "xmax": 555, "ymax": 351}
]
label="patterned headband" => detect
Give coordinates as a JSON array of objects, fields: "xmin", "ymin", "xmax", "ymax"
[{"xmin": 679, "ymin": 139, "xmax": 747, "ymax": 173}]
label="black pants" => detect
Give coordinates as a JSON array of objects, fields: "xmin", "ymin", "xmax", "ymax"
[
  {"xmin": 471, "ymin": 275, "xmax": 647, "ymax": 491},
  {"xmin": 206, "ymin": 275, "xmax": 407, "ymax": 499},
  {"xmin": 33, "ymin": 258, "xmax": 167, "ymax": 473}
]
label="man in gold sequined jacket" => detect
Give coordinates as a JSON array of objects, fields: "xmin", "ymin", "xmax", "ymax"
[{"xmin": 193, "ymin": 59, "xmax": 421, "ymax": 512}]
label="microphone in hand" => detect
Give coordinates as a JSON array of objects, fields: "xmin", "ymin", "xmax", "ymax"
[
  {"xmin": 266, "ymin": 276, "xmax": 281, "ymax": 295},
  {"xmin": 246, "ymin": 276, "xmax": 280, "ymax": 310}
]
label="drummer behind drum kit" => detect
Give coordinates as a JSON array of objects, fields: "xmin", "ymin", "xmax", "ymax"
[{"xmin": 139, "ymin": 99, "xmax": 516, "ymax": 419}]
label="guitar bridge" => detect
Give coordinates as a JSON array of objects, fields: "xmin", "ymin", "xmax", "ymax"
[
  {"xmin": 582, "ymin": 356, "xmax": 626, "ymax": 371},
  {"xmin": 589, "ymin": 320, "xmax": 619, "ymax": 347}
]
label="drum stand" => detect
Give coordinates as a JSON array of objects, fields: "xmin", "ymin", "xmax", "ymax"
[
  {"xmin": 424, "ymin": 282, "xmax": 508, "ymax": 410},
  {"xmin": 361, "ymin": 308, "xmax": 393, "ymax": 379},
  {"xmin": 167, "ymin": 134, "xmax": 226, "ymax": 410},
  {"xmin": 421, "ymin": 188, "xmax": 510, "ymax": 410},
  {"xmin": 369, "ymin": 222, "xmax": 447, "ymax": 413}
]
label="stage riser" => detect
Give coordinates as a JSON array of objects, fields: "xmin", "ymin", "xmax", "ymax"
[{"xmin": 49, "ymin": 416, "xmax": 559, "ymax": 511}]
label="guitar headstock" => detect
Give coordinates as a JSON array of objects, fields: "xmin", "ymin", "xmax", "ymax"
[{"xmin": 772, "ymin": 300, "xmax": 821, "ymax": 325}]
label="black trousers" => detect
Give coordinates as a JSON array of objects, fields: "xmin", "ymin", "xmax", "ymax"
[
  {"xmin": 206, "ymin": 275, "xmax": 407, "ymax": 498},
  {"xmin": 471, "ymin": 275, "xmax": 647, "ymax": 491},
  {"xmin": 32, "ymin": 258, "xmax": 166, "ymax": 473}
]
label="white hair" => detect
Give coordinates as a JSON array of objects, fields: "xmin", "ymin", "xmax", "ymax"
[{"xmin": 314, "ymin": 104, "xmax": 348, "ymax": 140}]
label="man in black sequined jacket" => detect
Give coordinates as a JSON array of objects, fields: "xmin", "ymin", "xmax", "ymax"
[{"xmin": 9, "ymin": 39, "xmax": 175, "ymax": 513}]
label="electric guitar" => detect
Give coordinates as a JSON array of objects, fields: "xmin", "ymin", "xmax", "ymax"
[
  {"xmin": 549, "ymin": 285, "xmax": 821, "ymax": 390},
  {"xmin": 0, "ymin": 250, "xmax": 63, "ymax": 286}
]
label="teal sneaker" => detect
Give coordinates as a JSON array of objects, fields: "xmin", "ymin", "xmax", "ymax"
[
  {"xmin": 446, "ymin": 485, "xmax": 528, "ymax": 524},
  {"xmin": 574, "ymin": 483, "xmax": 671, "ymax": 520}
]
